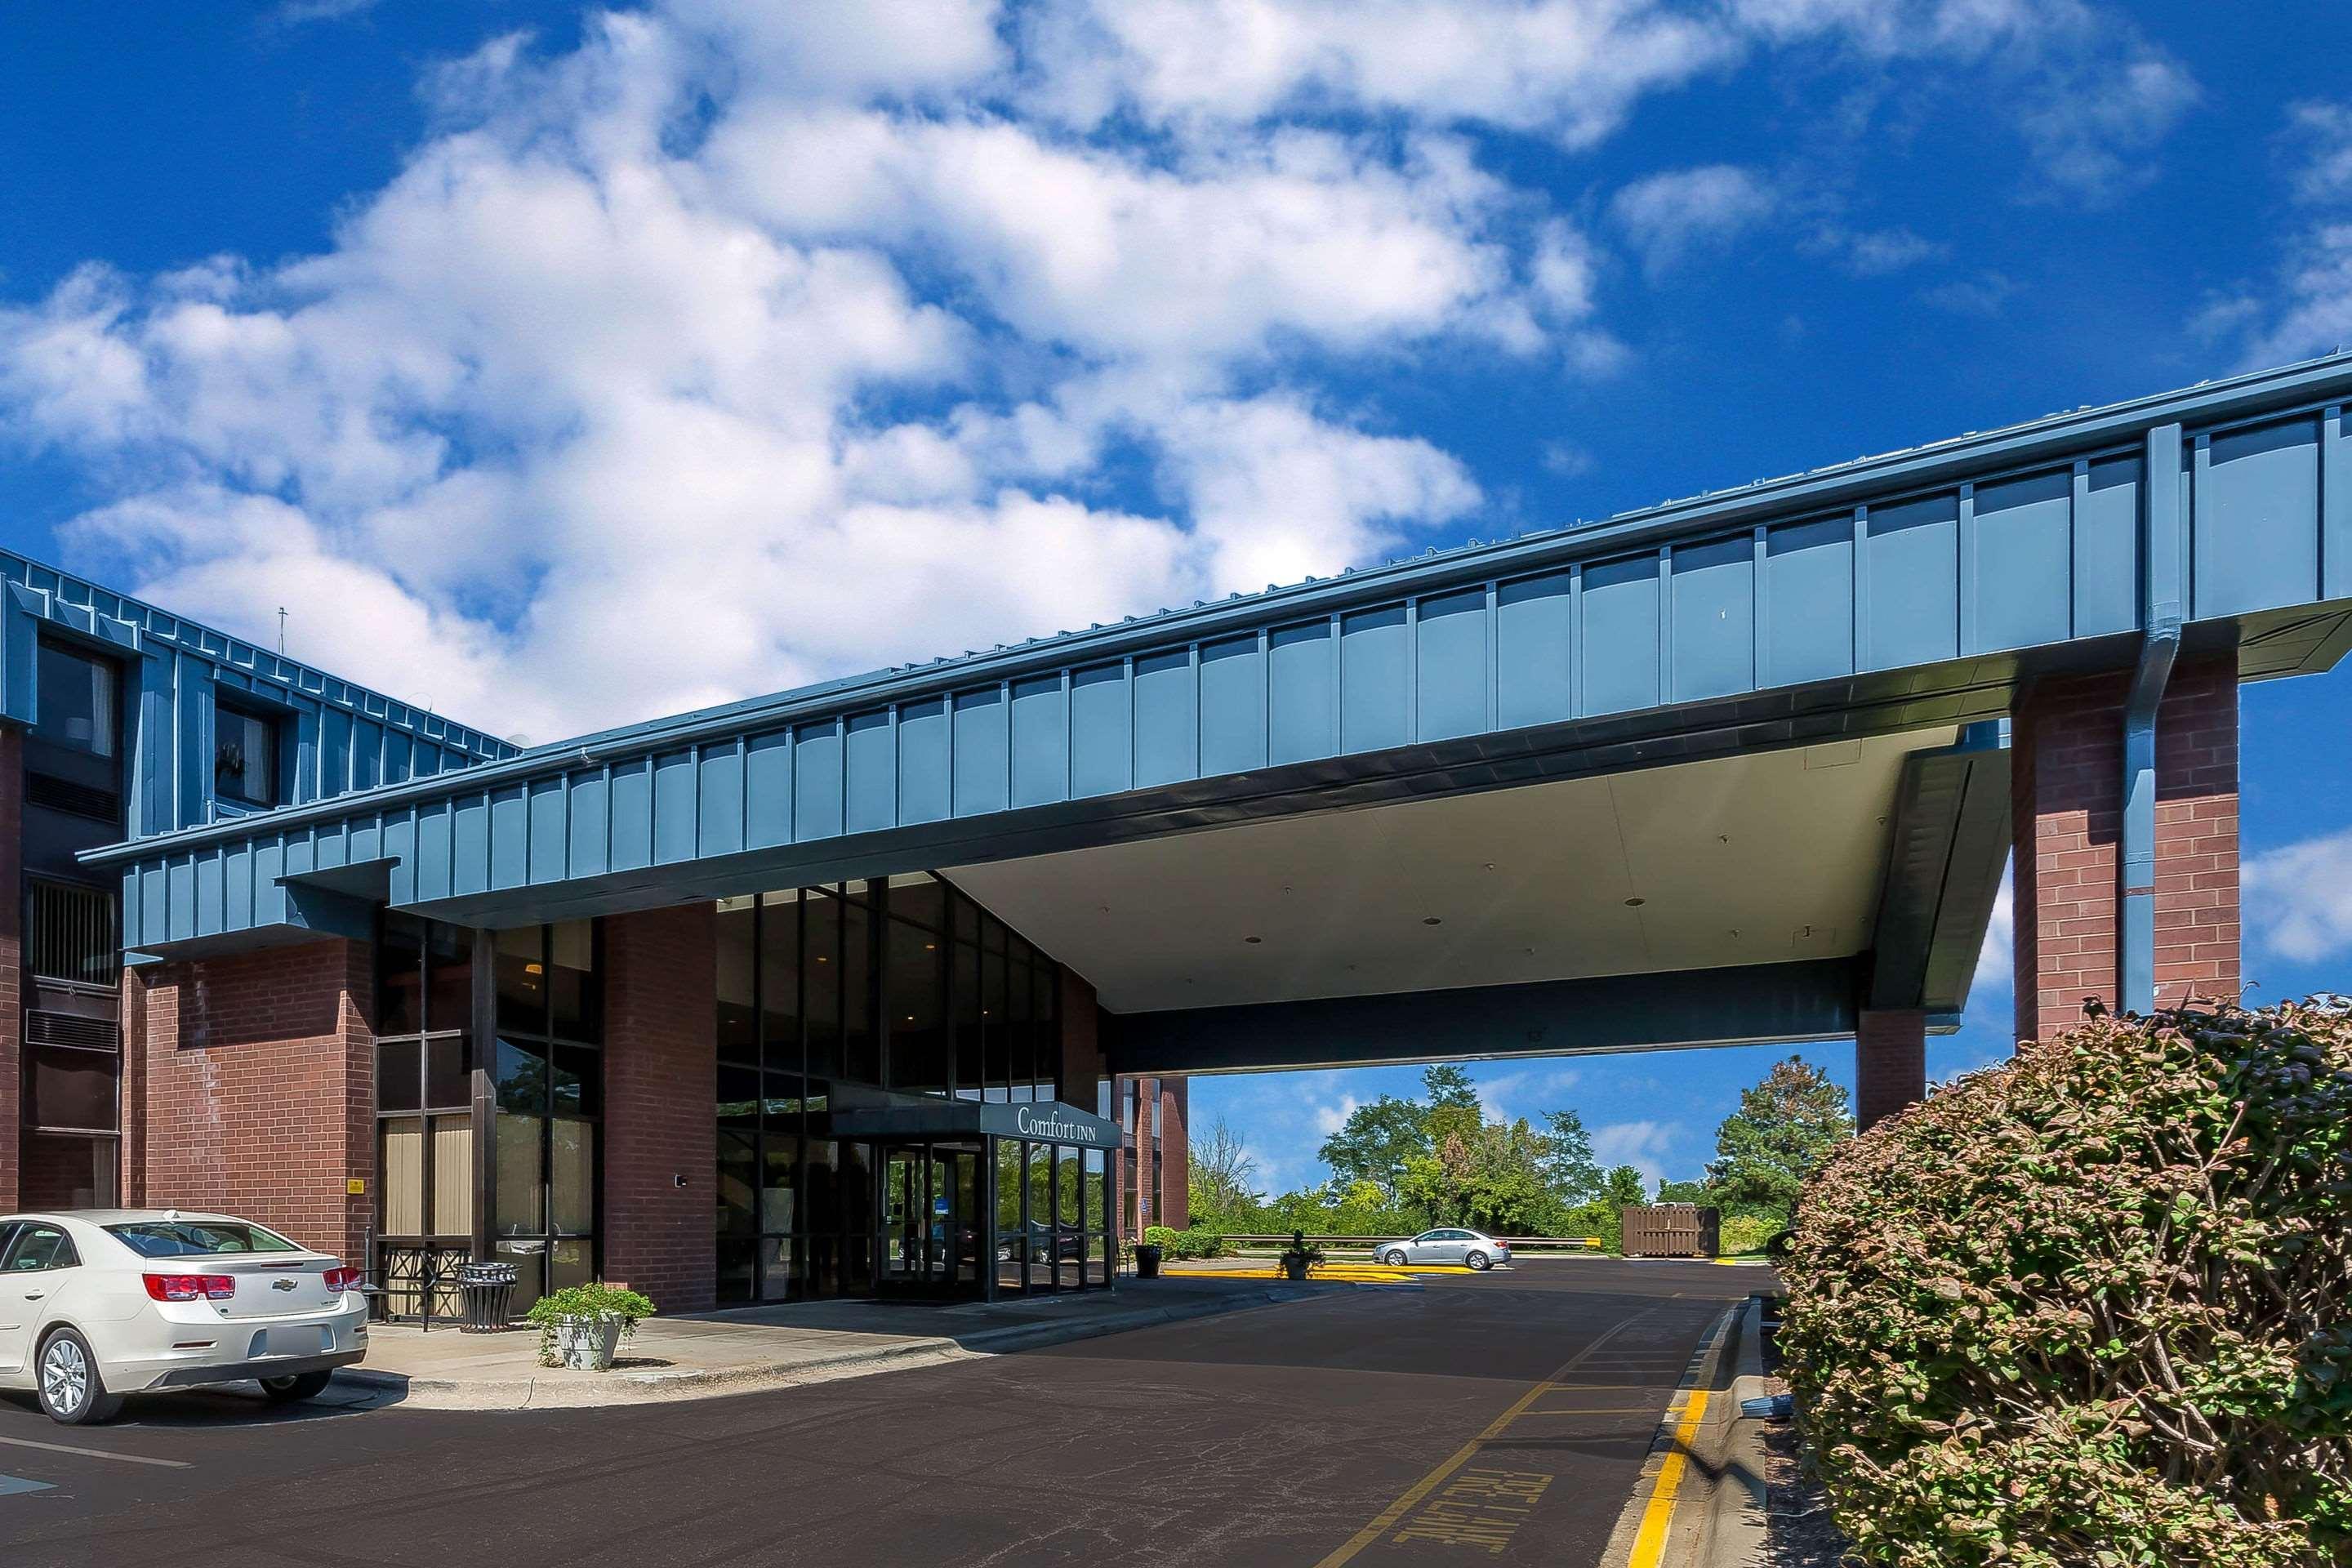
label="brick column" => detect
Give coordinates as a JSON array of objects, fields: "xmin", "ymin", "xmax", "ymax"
[
  {"xmin": 0, "ymin": 729, "xmax": 20, "ymax": 1214},
  {"xmin": 1855, "ymin": 1009, "xmax": 1926, "ymax": 1131},
  {"xmin": 131, "ymin": 938, "xmax": 376, "ymax": 1265},
  {"xmin": 602, "ymin": 903, "xmax": 717, "ymax": 1312},
  {"xmin": 1056, "ymin": 969, "xmax": 1106, "ymax": 1108},
  {"xmin": 1157, "ymin": 1078, "xmax": 1189, "ymax": 1230},
  {"xmin": 2012, "ymin": 657, "xmax": 2240, "ymax": 1040}
]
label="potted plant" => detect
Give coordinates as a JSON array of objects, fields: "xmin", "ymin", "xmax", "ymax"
[
  {"xmin": 1275, "ymin": 1231, "xmax": 1325, "ymax": 1281},
  {"xmin": 525, "ymin": 1281, "xmax": 657, "ymax": 1371}
]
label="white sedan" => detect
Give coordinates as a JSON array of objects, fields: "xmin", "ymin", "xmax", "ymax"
[
  {"xmin": 0, "ymin": 1210, "xmax": 368, "ymax": 1424},
  {"xmin": 1375, "ymin": 1228, "xmax": 1512, "ymax": 1270}
]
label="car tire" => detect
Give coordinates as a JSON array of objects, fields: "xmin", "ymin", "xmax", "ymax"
[
  {"xmin": 1464, "ymin": 1250, "xmax": 1490, "ymax": 1272},
  {"xmin": 259, "ymin": 1370, "xmax": 336, "ymax": 1404},
  {"xmin": 37, "ymin": 1329, "xmax": 124, "ymax": 1427},
  {"xmin": 1382, "ymin": 1250, "xmax": 1408, "ymax": 1267}
]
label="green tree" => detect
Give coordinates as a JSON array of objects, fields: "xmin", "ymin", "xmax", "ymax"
[
  {"xmin": 1420, "ymin": 1063, "xmax": 1481, "ymax": 1111},
  {"xmin": 1601, "ymin": 1164, "xmax": 1646, "ymax": 1208},
  {"xmin": 1538, "ymin": 1108, "xmax": 1601, "ymax": 1204},
  {"xmin": 1706, "ymin": 1055, "xmax": 1852, "ymax": 1216},
  {"xmin": 1316, "ymin": 1095, "xmax": 1428, "ymax": 1202}
]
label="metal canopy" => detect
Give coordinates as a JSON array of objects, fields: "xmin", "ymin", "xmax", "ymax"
[{"xmin": 91, "ymin": 355, "xmax": 2352, "ymax": 1029}]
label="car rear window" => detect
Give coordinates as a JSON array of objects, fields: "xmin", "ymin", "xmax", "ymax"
[{"xmin": 106, "ymin": 1220, "xmax": 302, "ymax": 1258}]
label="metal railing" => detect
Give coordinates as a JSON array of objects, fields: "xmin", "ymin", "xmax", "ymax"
[{"xmin": 1212, "ymin": 1233, "xmax": 1605, "ymax": 1253}]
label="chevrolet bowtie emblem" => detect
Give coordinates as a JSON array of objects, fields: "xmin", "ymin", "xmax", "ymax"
[{"xmin": 271, "ymin": 1278, "xmax": 299, "ymax": 1291}]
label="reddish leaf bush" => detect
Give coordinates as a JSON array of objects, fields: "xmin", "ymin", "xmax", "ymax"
[{"xmin": 1779, "ymin": 1004, "xmax": 2352, "ymax": 1566}]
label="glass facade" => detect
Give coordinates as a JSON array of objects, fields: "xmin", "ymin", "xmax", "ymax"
[
  {"xmin": 373, "ymin": 913, "xmax": 604, "ymax": 1321},
  {"xmin": 714, "ymin": 872, "xmax": 1107, "ymax": 1304}
]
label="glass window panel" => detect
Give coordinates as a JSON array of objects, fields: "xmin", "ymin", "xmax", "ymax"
[
  {"xmin": 552, "ymin": 1044, "xmax": 600, "ymax": 1117},
  {"xmin": 34, "ymin": 643, "xmax": 114, "ymax": 757},
  {"xmin": 762, "ymin": 1138, "xmax": 800, "ymax": 1235},
  {"xmin": 550, "ymin": 1238, "xmax": 592, "ymax": 1295},
  {"xmin": 952, "ymin": 942, "xmax": 982, "ymax": 1099},
  {"xmin": 716, "ymin": 1130, "xmax": 757, "ymax": 1237},
  {"xmin": 759, "ymin": 1236, "xmax": 795, "ymax": 1302},
  {"xmin": 495, "ymin": 926, "xmax": 546, "ymax": 1035},
  {"xmin": 214, "ymin": 705, "xmax": 278, "ymax": 807},
  {"xmin": 837, "ymin": 1141, "xmax": 875, "ymax": 1237},
  {"xmin": 717, "ymin": 1065, "xmax": 760, "ymax": 1130},
  {"xmin": 1026, "ymin": 1142, "xmax": 1053, "ymax": 1289},
  {"xmin": 27, "ymin": 1045, "xmax": 116, "ymax": 1130},
  {"xmin": 884, "ymin": 915, "xmax": 947, "ymax": 1094},
  {"xmin": 981, "ymin": 945, "xmax": 1008, "ymax": 1102},
  {"xmin": 717, "ymin": 899, "xmax": 757, "ymax": 1064},
  {"xmin": 1084, "ymin": 1149, "xmax": 1107, "ymax": 1235},
  {"xmin": 494, "ymin": 1039, "xmax": 548, "ymax": 1116},
  {"xmin": 953, "ymin": 891, "xmax": 979, "ymax": 943},
  {"xmin": 431, "ymin": 1115, "xmax": 473, "ymax": 1236},
  {"xmin": 377, "ymin": 915, "xmax": 425, "ymax": 1036},
  {"xmin": 549, "ymin": 920, "xmax": 597, "ymax": 1040},
  {"xmin": 426, "ymin": 923, "xmax": 472, "ymax": 1037},
  {"xmin": 425, "ymin": 1035, "xmax": 469, "ymax": 1110},
  {"xmin": 804, "ymin": 892, "xmax": 841, "ymax": 1080},
  {"xmin": 890, "ymin": 874, "xmax": 947, "ymax": 932},
  {"xmin": 760, "ymin": 891, "xmax": 803, "ymax": 1074},
  {"xmin": 496, "ymin": 1113, "xmax": 545, "ymax": 1236},
  {"xmin": 840, "ymin": 1234, "xmax": 873, "ymax": 1296},
  {"xmin": 381, "ymin": 1117, "xmax": 425, "ymax": 1235},
  {"xmin": 763, "ymin": 1071, "xmax": 804, "ymax": 1133},
  {"xmin": 842, "ymin": 895, "xmax": 874, "ymax": 1085},
  {"xmin": 550, "ymin": 1118, "xmax": 595, "ymax": 1234},
  {"xmin": 1007, "ymin": 956, "xmax": 1035, "ymax": 1103},
  {"xmin": 804, "ymin": 1139, "xmax": 839, "ymax": 1236},
  {"xmin": 376, "ymin": 1040, "xmax": 422, "ymax": 1113},
  {"xmin": 715, "ymin": 1239, "xmax": 755, "ymax": 1305},
  {"xmin": 1035, "ymin": 967, "xmax": 1058, "ymax": 1102}
]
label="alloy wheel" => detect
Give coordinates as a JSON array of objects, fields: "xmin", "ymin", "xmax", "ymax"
[{"xmin": 40, "ymin": 1336, "xmax": 88, "ymax": 1417}]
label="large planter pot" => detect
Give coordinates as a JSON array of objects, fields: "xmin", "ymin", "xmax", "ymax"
[
  {"xmin": 1134, "ymin": 1244, "xmax": 1162, "ymax": 1279},
  {"xmin": 552, "ymin": 1314, "xmax": 625, "ymax": 1371},
  {"xmin": 1279, "ymin": 1257, "xmax": 1310, "ymax": 1281}
]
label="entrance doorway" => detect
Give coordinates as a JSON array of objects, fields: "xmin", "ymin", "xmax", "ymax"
[{"xmin": 877, "ymin": 1142, "xmax": 981, "ymax": 1297}]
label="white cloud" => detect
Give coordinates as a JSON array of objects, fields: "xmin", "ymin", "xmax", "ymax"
[
  {"xmin": 1610, "ymin": 165, "xmax": 1777, "ymax": 275},
  {"xmin": 1471, "ymin": 1063, "xmax": 1581, "ymax": 1123},
  {"xmin": 2246, "ymin": 828, "xmax": 2352, "ymax": 965},
  {"xmin": 1311, "ymin": 1095, "xmax": 1361, "ymax": 1138},
  {"xmin": 2286, "ymin": 100, "xmax": 2352, "ymax": 207},
  {"xmin": 1808, "ymin": 224, "xmax": 1943, "ymax": 276},
  {"xmin": 0, "ymin": 0, "xmax": 2202, "ymax": 744},
  {"xmin": 1591, "ymin": 1118, "xmax": 1682, "ymax": 1187},
  {"xmin": 1920, "ymin": 271, "xmax": 2020, "ymax": 317}
]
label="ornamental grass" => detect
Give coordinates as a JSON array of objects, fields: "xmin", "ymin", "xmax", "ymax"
[{"xmin": 1779, "ymin": 1003, "xmax": 2352, "ymax": 1566}]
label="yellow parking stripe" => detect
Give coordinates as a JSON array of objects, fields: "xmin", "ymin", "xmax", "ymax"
[{"xmin": 1627, "ymin": 1389, "xmax": 1711, "ymax": 1568}]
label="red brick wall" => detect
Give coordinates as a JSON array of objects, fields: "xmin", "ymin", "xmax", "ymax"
[
  {"xmin": 602, "ymin": 903, "xmax": 717, "ymax": 1312},
  {"xmin": 1158, "ymin": 1079, "xmax": 1190, "ymax": 1230},
  {"xmin": 2012, "ymin": 656, "xmax": 2240, "ymax": 1040},
  {"xmin": 131, "ymin": 938, "xmax": 375, "ymax": 1265},
  {"xmin": 1855, "ymin": 1009, "xmax": 1925, "ymax": 1131},
  {"xmin": 0, "ymin": 730, "xmax": 20, "ymax": 1214}
]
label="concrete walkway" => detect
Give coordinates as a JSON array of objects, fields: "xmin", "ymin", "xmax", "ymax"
[{"xmin": 336, "ymin": 1275, "xmax": 1363, "ymax": 1410}]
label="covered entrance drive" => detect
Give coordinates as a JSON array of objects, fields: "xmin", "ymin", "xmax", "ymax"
[{"xmin": 843, "ymin": 1090, "xmax": 1116, "ymax": 1302}]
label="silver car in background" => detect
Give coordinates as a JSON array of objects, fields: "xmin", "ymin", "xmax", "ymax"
[{"xmin": 1377, "ymin": 1228, "xmax": 1510, "ymax": 1270}]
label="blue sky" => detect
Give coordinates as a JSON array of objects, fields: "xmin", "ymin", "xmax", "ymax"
[{"xmin": 3, "ymin": 2, "xmax": 2352, "ymax": 1189}]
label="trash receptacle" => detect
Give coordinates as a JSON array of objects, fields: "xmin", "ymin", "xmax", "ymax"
[
  {"xmin": 457, "ymin": 1261, "xmax": 519, "ymax": 1333},
  {"xmin": 1134, "ymin": 1243, "xmax": 1162, "ymax": 1280}
]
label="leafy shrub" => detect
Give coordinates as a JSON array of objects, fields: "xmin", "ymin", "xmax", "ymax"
[
  {"xmin": 1139, "ymin": 1223, "xmax": 1225, "ymax": 1259},
  {"xmin": 1779, "ymin": 1004, "xmax": 2352, "ymax": 1566},
  {"xmin": 525, "ymin": 1281, "xmax": 657, "ymax": 1368},
  {"xmin": 1716, "ymin": 1211, "xmax": 1782, "ymax": 1256}
]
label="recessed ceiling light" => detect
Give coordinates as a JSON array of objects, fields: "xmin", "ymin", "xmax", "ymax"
[
  {"xmin": 1423, "ymin": 916, "xmax": 1443, "ymax": 926},
  {"xmin": 1624, "ymin": 897, "xmax": 1646, "ymax": 907},
  {"xmin": 1244, "ymin": 935, "xmax": 1263, "ymax": 944}
]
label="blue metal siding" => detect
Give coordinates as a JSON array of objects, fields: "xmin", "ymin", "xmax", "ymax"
[
  {"xmin": 100, "ymin": 359, "xmax": 2352, "ymax": 952},
  {"xmin": 2195, "ymin": 416, "xmax": 2322, "ymax": 618}
]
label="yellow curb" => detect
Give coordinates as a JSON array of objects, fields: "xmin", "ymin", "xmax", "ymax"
[{"xmin": 1628, "ymin": 1388, "xmax": 1712, "ymax": 1566}]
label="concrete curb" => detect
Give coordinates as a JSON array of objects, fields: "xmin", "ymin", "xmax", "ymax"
[
  {"xmin": 332, "ymin": 1283, "xmax": 1349, "ymax": 1411},
  {"xmin": 1597, "ymin": 1294, "xmax": 1769, "ymax": 1568}
]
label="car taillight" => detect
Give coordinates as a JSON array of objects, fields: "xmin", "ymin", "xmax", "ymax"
[
  {"xmin": 144, "ymin": 1273, "xmax": 235, "ymax": 1302},
  {"xmin": 323, "ymin": 1266, "xmax": 361, "ymax": 1294}
]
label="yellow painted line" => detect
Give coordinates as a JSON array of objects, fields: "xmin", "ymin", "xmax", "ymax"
[
  {"xmin": 1311, "ymin": 1313, "xmax": 1654, "ymax": 1568},
  {"xmin": 1627, "ymin": 1389, "xmax": 1712, "ymax": 1568}
]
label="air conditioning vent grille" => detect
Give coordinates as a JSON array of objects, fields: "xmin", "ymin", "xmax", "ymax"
[
  {"xmin": 27, "ymin": 1009, "xmax": 119, "ymax": 1052},
  {"xmin": 27, "ymin": 773, "xmax": 122, "ymax": 824}
]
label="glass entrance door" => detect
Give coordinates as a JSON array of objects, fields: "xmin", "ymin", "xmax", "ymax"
[{"xmin": 877, "ymin": 1143, "xmax": 980, "ymax": 1297}]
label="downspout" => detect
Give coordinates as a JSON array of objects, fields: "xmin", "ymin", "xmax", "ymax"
[{"xmin": 2122, "ymin": 423, "xmax": 2185, "ymax": 1015}]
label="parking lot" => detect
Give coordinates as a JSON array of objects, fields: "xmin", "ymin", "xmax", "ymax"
[{"xmin": 0, "ymin": 1259, "xmax": 1761, "ymax": 1567}]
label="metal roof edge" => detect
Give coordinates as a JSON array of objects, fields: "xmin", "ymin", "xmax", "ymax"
[{"xmin": 81, "ymin": 351, "xmax": 2352, "ymax": 870}]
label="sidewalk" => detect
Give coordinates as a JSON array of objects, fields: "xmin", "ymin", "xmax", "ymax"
[{"xmin": 336, "ymin": 1275, "xmax": 1363, "ymax": 1411}]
